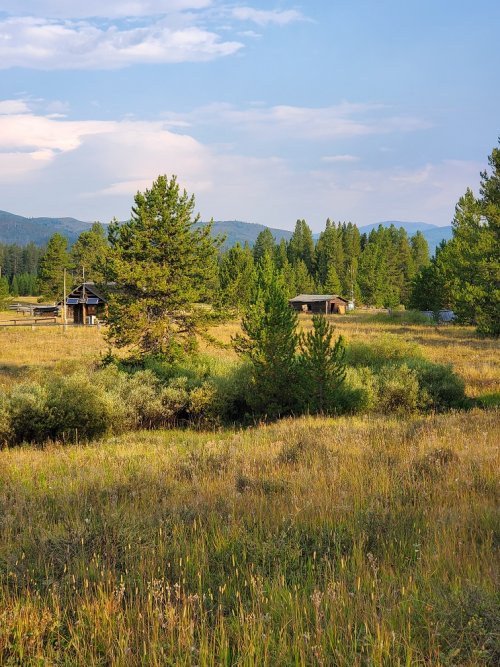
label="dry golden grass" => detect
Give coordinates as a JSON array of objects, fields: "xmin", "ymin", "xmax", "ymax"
[
  {"xmin": 0, "ymin": 410, "xmax": 498, "ymax": 665},
  {"xmin": 0, "ymin": 309, "xmax": 499, "ymax": 664},
  {"xmin": 1, "ymin": 310, "xmax": 498, "ymax": 397}
]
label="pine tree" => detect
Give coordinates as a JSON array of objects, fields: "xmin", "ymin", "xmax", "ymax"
[
  {"xmin": 288, "ymin": 219, "xmax": 315, "ymax": 273},
  {"xmin": 299, "ymin": 315, "xmax": 346, "ymax": 414},
  {"xmin": 10, "ymin": 275, "xmax": 19, "ymax": 297},
  {"xmin": 253, "ymin": 228, "xmax": 276, "ymax": 264},
  {"xmin": 323, "ymin": 263, "xmax": 342, "ymax": 294},
  {"xmin": 71, "ymin": 222, "xmax": 109, "ymax": 284},
  {"xmin": 411, "ymin": 231, "xmax": 430, "ymax": 272},
  {"xmin": 0, "ymin": 276, "xmax": 10, "ymax": 310},
  {"xmin": 106, "ymin": 175, "xmax": 221, "ymax": 358},
  {"xmin": 294, "ymin": 259, "xmax": 316, "ymax": 294},
  {"xmin": 37, "ymin": 233, "xmax": 72, "ymax": 301},
  {"xmin": 409, "ymin": 140, "xmax": 499, "ymax": 334},
  {"xmin": 219, "ymin": 242, "xmax": 256, "ymax": 310},
  {"xmin": 234, "ymin": 262, "xmax": 299, "ymax": 418}
]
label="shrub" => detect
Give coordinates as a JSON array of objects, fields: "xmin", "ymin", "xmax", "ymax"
[
  {"xmin": 335, "ymin": 366, "xmax": 378, "ymax": 414},
  {"xmin": 45, "ymin": 373, "xmax": 113, "ymax": 442},
  {"xmin": 376, "ymin": 364, "xmax": 420, "ymax": 414},
  {"xmin": 210, "ymin": 360, "xmax": 254, "ymax": 424},
  {"xmin": 0, "ymin": 391, "xmax": 11, "ymax": 445},
  {"xmin": 408, "ymin": 359, "xmax": 466, "ymax": 411},
  {"xmin": 188, "ymin": 381, "xmax": 219, "ymax": 427},
  {"xmin": 9, "ymin": 382, "xmax": 50, "ymax": 444},
  {"xmin": 117, "ymin": 370, "xmax": 166, "ymax": 429}
]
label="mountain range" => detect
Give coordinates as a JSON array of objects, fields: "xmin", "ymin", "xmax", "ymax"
[{"xmin": 0, "ymin": 210, "xmax": 453, "ymax": 254}]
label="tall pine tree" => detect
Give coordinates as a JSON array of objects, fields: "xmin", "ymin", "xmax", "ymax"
[{"xmin": 106, "ymin": 175, "xmax": 221, "ymax": 358}]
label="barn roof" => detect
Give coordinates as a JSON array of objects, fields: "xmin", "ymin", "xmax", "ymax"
[{"xmin": 289, "ymin": 294, "xmax": 348, "ymax": 303}]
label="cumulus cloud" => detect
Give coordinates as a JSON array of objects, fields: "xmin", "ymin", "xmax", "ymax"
[
  {"xmin": 0, "ymin": 16, "xmax": 243, "ymax": 69},
  {"xmin": 0, "ymin": 99, "xmax": 479, "ymax": 227}
]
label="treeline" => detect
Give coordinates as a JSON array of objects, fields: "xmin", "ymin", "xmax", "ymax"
[
  {"xmin": 26, "ymin": 218, "xmax": 430, "ymax": 310},
  {"xmin": 219, "ymin": 220, "xmax": 430, "ymax": 310},
  {"xmin": 0, "ymin": 242, "xmax": 42, "ymax": 296},
  {"xmin": 2, "ymin": 141, "xmax": 498, "ymax": 337}
]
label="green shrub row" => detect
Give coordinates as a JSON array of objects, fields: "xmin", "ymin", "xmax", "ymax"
[{"xmin": 0, "ymin": 339, "xmax": 466, "ymax": 446}]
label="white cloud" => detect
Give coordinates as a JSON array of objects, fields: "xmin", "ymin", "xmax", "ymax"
[
  {"xmin": 322, "ymin": 154, "xmax": 360, "ymax": 163},
  {"xmin": 231, "ymin": 7, "xmax": 305, "ymax": 26},
  {"xmin": 168, "ymin": 101, "xmax": 430, "ymax": 140},
  {"xmin": 0, "ymin": 100, "xmax": 479, "ymax": 228},
  {"xmin": 0, "ymin": 99, "xmax": 31, "ymax": 114},
  {"xmin": 0, "ymin": 1, "xmax": 212, "ymax": 19},
  {"xmin": 0, "ymin": 16, "xmax": 243, "ymax": 69}
]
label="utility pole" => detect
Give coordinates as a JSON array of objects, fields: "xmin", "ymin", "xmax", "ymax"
[{"xmin": 63, "ymin": 268, "xmax": 67, "ymax": 331}]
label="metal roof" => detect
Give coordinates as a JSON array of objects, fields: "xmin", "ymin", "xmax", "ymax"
[{"xmin": 289, "ymin": 294, "xmax": 346, "ymax": 303}]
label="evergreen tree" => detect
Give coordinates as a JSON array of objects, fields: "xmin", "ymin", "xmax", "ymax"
[
  {"xmin": 411, "ymin": 231, "xmax": 430, "ymax": 272},
  {"xmin": 409, "ymin": 240, "xmax": 456, "ymax": 312},
  {"xmin": 323, "ymin": 263, "xmax": 342, "ymax": 294},
  {"xmin": 0, "ymin": 276, "xmax": 10, "ymax": 310},
  {"xmin": 288, "ymin": 219, "xmax": 315, "ymax": 273},
  {"xmin": 253, "ymin": 228, "xmax": 276, "ymax": 264},
  {"xmin": 234, "ymin": 262, "xmax": 299, "ymax": 418},
  {"xmin": 219, "ymin": 242, "xmax": 256, "ymax": 310},
  {"xmin": 106, "ymin": 175, "xmax": 221, "ymax": 358},
  {"xmin": 37, "ymin": 233, "xmax": 72, "ymax": 301},
  {"xmin": 299, "ymin": 315, "xmax": 346, "ymax": 414},
  {"xmin": 10, "ymin": 275, "xmax": 19, "ymax": 297},
  {"xmin": 294, "ymin": 259, "xmax": 316, "ymax": 294},
  {"xmin": 447, "ymin": 186, "xmax": 499, "ymax": 333},
  {"xmin": 315, "ymin": 220, "xmax": 345, "ymax": 291},
  {"xmin": 409, "ymin": 139, "xmax": 499, "ymax": 335},
  {"xmin": 395, "ymin": 228, "xmax": 415, "ymax": 306},
  {"xmin": 274, "ymin": 238, "xmax": 289, "ymax": 270},
  {"xmin": 71, "ymin": 222, "xmax": 109, "ymax": 284}
]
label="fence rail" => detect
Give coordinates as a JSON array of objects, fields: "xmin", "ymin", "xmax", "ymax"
[{"xmin": 0, "ymin": 319, "xmax": 100, "ymax": 328}]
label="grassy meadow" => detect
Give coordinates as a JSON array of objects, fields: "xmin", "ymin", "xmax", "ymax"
[{"xmin": 0, "ymin": 312, "xmax": 498, "ymax": 665}]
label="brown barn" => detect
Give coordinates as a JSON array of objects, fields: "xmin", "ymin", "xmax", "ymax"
[
  {"xmin": 64, "ymin": 282, "xmax": 107, "ymax": 324},
  {"xmin": 289, "ymin": 294, "xmax": 349, "ymax": 314}
]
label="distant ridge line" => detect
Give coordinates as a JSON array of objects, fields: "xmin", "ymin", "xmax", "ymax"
[{"xmin": 0, "ymin": 209, "xmax": 452, "ymax": 253}]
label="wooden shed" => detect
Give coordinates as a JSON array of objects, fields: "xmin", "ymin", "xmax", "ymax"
[
  {"xmin": 64, "ymin": 282, "xmax": 107, "ymax": 324},
  {"xmin": 289, "ymin": 294, "xmax": 349, "ymax": 315}
]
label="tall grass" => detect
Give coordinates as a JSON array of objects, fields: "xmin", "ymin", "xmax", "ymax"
[{"xmin": 0, "ymin": 411, "xmax": 498, "ymax": 665}]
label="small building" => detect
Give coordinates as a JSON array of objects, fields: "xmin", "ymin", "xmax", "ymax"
[
  {"xmin": 289, "ymin": 294, "xmax": 349, "ymax": 315},
  {"xmin": 33, "ymin": 305, "xmax": 60, "ymax": 317},
  {"xmin": 64, "ymin": 282, "xmax": 107, "ymax": 324}
]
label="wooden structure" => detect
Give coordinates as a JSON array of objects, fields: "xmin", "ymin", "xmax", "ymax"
[
  {"xmin": 289, "ymin": 294, "xmax": 349, "ymax": 315},
  {"xmin": 64, "ymin": 282, "xmax": 107, "ymax": 324}
]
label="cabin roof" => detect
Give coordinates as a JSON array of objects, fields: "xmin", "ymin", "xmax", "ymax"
[
  {"xmin": 65, "ymin": 282, "xmax": 108, "ymax": 303},
  {"xmin": 289, "ymin": 294, "xmax": 348, "ymax": 303}
]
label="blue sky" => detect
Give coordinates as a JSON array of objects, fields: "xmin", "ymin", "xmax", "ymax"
[{"xmin": 0, "ymin": 1, "xmax": 498, "ymax": 230}]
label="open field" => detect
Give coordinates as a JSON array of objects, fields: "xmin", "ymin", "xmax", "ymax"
[
  {"xmin": 0, "ymin": 411, "xmax": 498, "ymax": 665},
  {"xmin": 2, "ymin": 311, "xmax": 499, "ymax": 398},
  {"xmin": 0, "ymin": 311, "xmax": 498, "ymax": 664}
]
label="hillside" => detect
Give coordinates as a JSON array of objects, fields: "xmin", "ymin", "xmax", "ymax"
[
  {"xmin": 0, "ymin": 209, "xmax": 452, "ymax": 253},
  {"xmin": 195, "ymin": 219, "xmax": 293, "ymax": 247},
  {"xmin": 0, "ymin": 210, "xmax": 90, "ymax": 245}
]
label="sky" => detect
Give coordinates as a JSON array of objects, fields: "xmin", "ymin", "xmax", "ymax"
[{"xmin": 0, "ymin": 1, "xmax": 499, "ymax": 231}]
